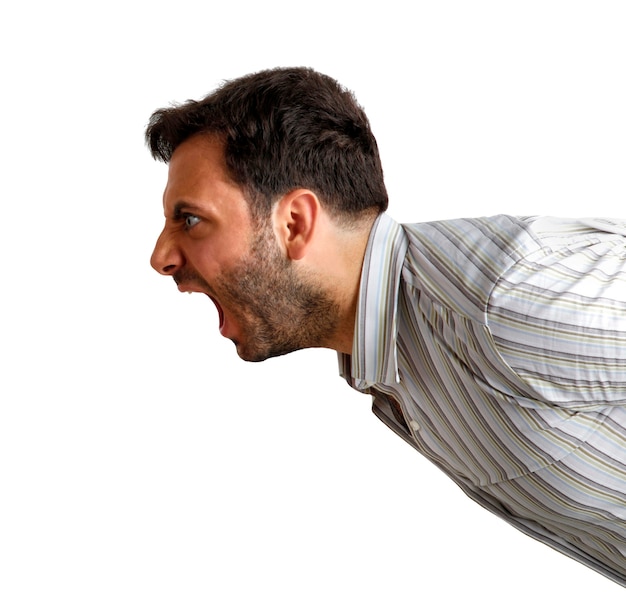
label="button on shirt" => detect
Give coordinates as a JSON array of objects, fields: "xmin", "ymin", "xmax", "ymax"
[{"xmin": 339, "ymin": 213, "xmax": 626, "ymax": 586}]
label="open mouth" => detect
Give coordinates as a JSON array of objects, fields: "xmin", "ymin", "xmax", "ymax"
[
  {"xmin": 177, "ymin": 281, "xmax": 228, "ymax": 335},
  {"xmin": 208, "ymin": 295, "xmax": 225, "ymax": 330}
]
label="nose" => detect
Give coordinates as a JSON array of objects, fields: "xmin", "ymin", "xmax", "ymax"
[{"xmin": 150, "ymin": 229, "xmax": 184, "ymax": 275}]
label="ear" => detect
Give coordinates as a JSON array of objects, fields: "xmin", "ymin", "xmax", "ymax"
[{"xmin": 273, "ymin": 189, "xmax": 321, "ymax": 260}]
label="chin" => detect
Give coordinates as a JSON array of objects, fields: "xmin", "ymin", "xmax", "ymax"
[
  {"xmin": 234, "ymin": 339, "xmax": 302, "ymax": 363},
  {"xmin": 233, "ymin": 340, "xmax": 269, "ymax": 363}
]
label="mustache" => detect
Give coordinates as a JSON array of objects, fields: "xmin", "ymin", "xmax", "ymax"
[{"xmin": 173, "ymin": 268, "xmax": 212, "ymax": 292}]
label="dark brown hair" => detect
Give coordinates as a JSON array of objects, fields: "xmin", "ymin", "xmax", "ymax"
[{"xmin": 145, "ymin": 67, "xmax": 388, "ymax": 222}]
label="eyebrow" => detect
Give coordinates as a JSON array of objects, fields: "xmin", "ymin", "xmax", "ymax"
[{"xmin": 172, "ymin": 201, "xmax": 202, "ymax": 219}]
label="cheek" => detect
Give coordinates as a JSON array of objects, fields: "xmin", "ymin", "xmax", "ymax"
[{"xmin": 191, "ymin": 242, "xmax": 250, "ymax": 280}]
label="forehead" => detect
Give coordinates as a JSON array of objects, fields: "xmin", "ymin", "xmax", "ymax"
[{"xmin": 163, "ymin": 134, "xmax": 238, "ymax": 209}]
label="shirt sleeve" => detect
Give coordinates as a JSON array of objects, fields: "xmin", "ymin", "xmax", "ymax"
[{"xmin": 487, "ymin": 217, "xmax": 626, "ymax": 410}]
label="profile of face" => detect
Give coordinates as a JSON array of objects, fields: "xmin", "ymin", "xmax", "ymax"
[{"xmin": 150, "ymin": 135, "xmax": 338, "ymax": 361}]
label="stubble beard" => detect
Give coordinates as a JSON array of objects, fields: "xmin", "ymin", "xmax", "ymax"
[{"xmin": 217, "ymin": 225, "xmax": 341, "ymax": 362}]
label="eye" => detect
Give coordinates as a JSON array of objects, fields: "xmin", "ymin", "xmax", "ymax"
[{"xmin": 184, "ymin": 214, "xmax": 201, "ymax": 230}]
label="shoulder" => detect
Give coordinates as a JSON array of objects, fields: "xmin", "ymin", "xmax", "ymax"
[
  {"xmin": 487, "ymin": 216, "xmax": 626, "ymax": 409},
  {"xmin": 399, "ymin": 215, "xmax": 542, "ymax": 320}
]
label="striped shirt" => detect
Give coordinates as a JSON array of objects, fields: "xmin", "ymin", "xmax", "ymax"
[{"xmin": 339, "ymin": 213, "xmax": 626, "ymax": 586}]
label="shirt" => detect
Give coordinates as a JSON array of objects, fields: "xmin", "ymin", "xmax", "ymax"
[{"xmin": 339, "ymin": 213, "xmax": 626, "ymax": 586}]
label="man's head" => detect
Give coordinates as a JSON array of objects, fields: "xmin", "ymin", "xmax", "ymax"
[
  {"xmin": 148, "ymin": 68, "xmax": 385, "ymax": 360},
  {"xmin": 145, "ymin": 67, "xmax": 388, "ymax": 224}
]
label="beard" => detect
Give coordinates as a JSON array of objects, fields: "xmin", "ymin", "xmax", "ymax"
[
  {"xmin": 219, "ymin": 224, "xmax": 340, "ymax": 361},
  {"xmin": 178, "ymin": 223, "xmax": 341, "ymax": 362}
]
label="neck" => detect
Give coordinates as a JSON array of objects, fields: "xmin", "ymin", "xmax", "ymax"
[{"xmin": 321, "ymin": 217, "xmax": 376, "ymax": 355}]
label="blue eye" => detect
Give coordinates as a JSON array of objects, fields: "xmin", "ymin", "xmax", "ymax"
[{"xmin": 184, "ymin": 214, "xmax": 201, "ymax": 229}]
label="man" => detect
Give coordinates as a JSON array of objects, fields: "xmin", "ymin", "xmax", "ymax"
[{"xmin": 147, "ymin": 67, "xmax": 626, "ymax": 586}]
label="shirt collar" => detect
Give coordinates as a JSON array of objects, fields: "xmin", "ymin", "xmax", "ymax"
[{"xmin": 338, "ymin": 213, "xmax": 409, "ymax": 390}]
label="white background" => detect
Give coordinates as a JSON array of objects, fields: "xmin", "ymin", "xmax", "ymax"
[{"xmin": 2, "ymin": 1, "xmax": 626, "ymax": 605}]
